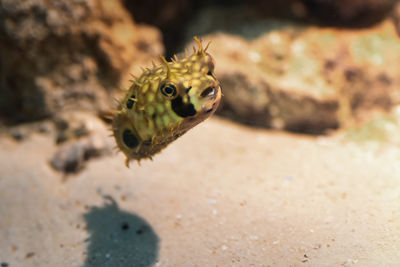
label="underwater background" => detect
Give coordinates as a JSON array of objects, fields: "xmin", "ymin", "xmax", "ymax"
[{"xmin": 1, "ymin": 0, "xmax": 400, "ymax": 266}]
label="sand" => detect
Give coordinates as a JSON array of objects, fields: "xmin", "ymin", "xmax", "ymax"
[{"xmin": 0, "ymin": 117, "xmax": 399, "ymax": 266}]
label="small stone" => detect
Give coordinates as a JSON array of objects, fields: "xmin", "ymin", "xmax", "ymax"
[{"xmin": 50, "ymin": 142, "xmax": 86, "ymax": 174}]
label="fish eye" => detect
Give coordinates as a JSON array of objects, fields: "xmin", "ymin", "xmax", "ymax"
[{"xmin": 160, "ymin": 82, "xmax": 177, "ymax": 98}]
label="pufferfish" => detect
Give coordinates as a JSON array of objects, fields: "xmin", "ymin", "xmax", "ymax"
[{"xmin": 112, "ymin": 37, "xmax": 222, "ymax": 166}]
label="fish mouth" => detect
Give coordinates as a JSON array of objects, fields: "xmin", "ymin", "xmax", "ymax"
[
  {"xmin": 205, "ymin": 103, "xmax": 217, "ymax": 113},
  {"xmin": 204, "ymin": 92, "xmax": 221, "ymax": 114}
]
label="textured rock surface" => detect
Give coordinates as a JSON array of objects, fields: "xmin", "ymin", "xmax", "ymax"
[
  {"xmin": 189, "ymin": 19, "xmax": 400, "ymax": 133},
  {"xmin": 1, "ymin": 118, "xmax": 400, "ymax": 266},
  {"xmin": 0, "ymin": 0, "xmax": 163, "ymax": 123}
]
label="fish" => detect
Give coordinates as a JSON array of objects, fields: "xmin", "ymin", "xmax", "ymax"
[{"xmin": 112, "ymin": 37, "xmax": 222, "ymax": 166}]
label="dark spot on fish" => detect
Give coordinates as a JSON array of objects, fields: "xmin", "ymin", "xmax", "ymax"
[
  {"xmin": 126, "ymin": 99, "xmax": 134, "ymax": 109},
  {"xmin": 126, "ymin": 94, "xmax": 135, "ymax": 109},
  {"xmin": 122, "ymin": 129, "xmax": 139, "ymax": 148},
  {"xmin": 185, "ymin": 86, "xmax": 192, "ymax": 93},
  {"xmin": 171, "ymin": 96, "xmax": 196, "ymax": 117},
  {"xmin": 207, "ymin": 70, "xmax": 216, "ymax": 80}
]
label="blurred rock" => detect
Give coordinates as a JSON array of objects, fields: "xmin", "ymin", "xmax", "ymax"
[
  {"xmin": 50, "ymin": 141, "xmax": 88, "ymax": 174},
  {"xmin": 392, "ymin": 1, "xmax": 400, "ymax": 35},
  {"xmin": 8, "ymin": 127, "xmax": 28, "ymax": 141},
  {"xmin": 50, "ymin": 111, "xmax": 113, "ymax": 174},
  {"xmin": 300, "ymin": 0, "xmax": 397, "ymax": 26},
  {"xmin": 203, "ymin": 31, "xmax": 339, "ymax": 133},
  {"xmin": 184, "ymin": 6, "xmax": 288, "ymax": 42},
  {"xmin": 341, "ymin": 106, "xmax": 400, "ymax": 149},
  {"xmin": 247, "ymin": 0, "xmax": 398, "ymax": 27},
  {"xmin": 53, "ymin": 111, "xmax": 102, "ymax": 143},
  {"xmin": 0, "ymin": 0, "xmax": 163, "ymax": 123},
  {"xmin": 5, "ymin": 120, "xmax": 54, "ymax": 141},
  {"xmin": 196, "ymin": 20, "xmax": 400, "ymax": 133}
]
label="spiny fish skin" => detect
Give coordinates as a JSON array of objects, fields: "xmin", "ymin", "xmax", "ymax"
[{"xmin": 113, "ymin": 37, "xmax": 222, "ymax": 166}]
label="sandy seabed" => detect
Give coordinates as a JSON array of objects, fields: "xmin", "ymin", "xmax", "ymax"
[{"xmin": 0, "ymin": 118, "xmax": 399, "ymax": 267}]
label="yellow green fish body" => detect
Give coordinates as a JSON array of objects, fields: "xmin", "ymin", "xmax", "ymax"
[{"xmin": 113, "ymin": 37, "xmax": 221, "ymax": 165}]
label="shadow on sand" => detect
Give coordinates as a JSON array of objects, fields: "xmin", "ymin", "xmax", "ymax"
[{"xmin": 83, "ymin": 196, "xmax": 159, "ymax": 267}]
